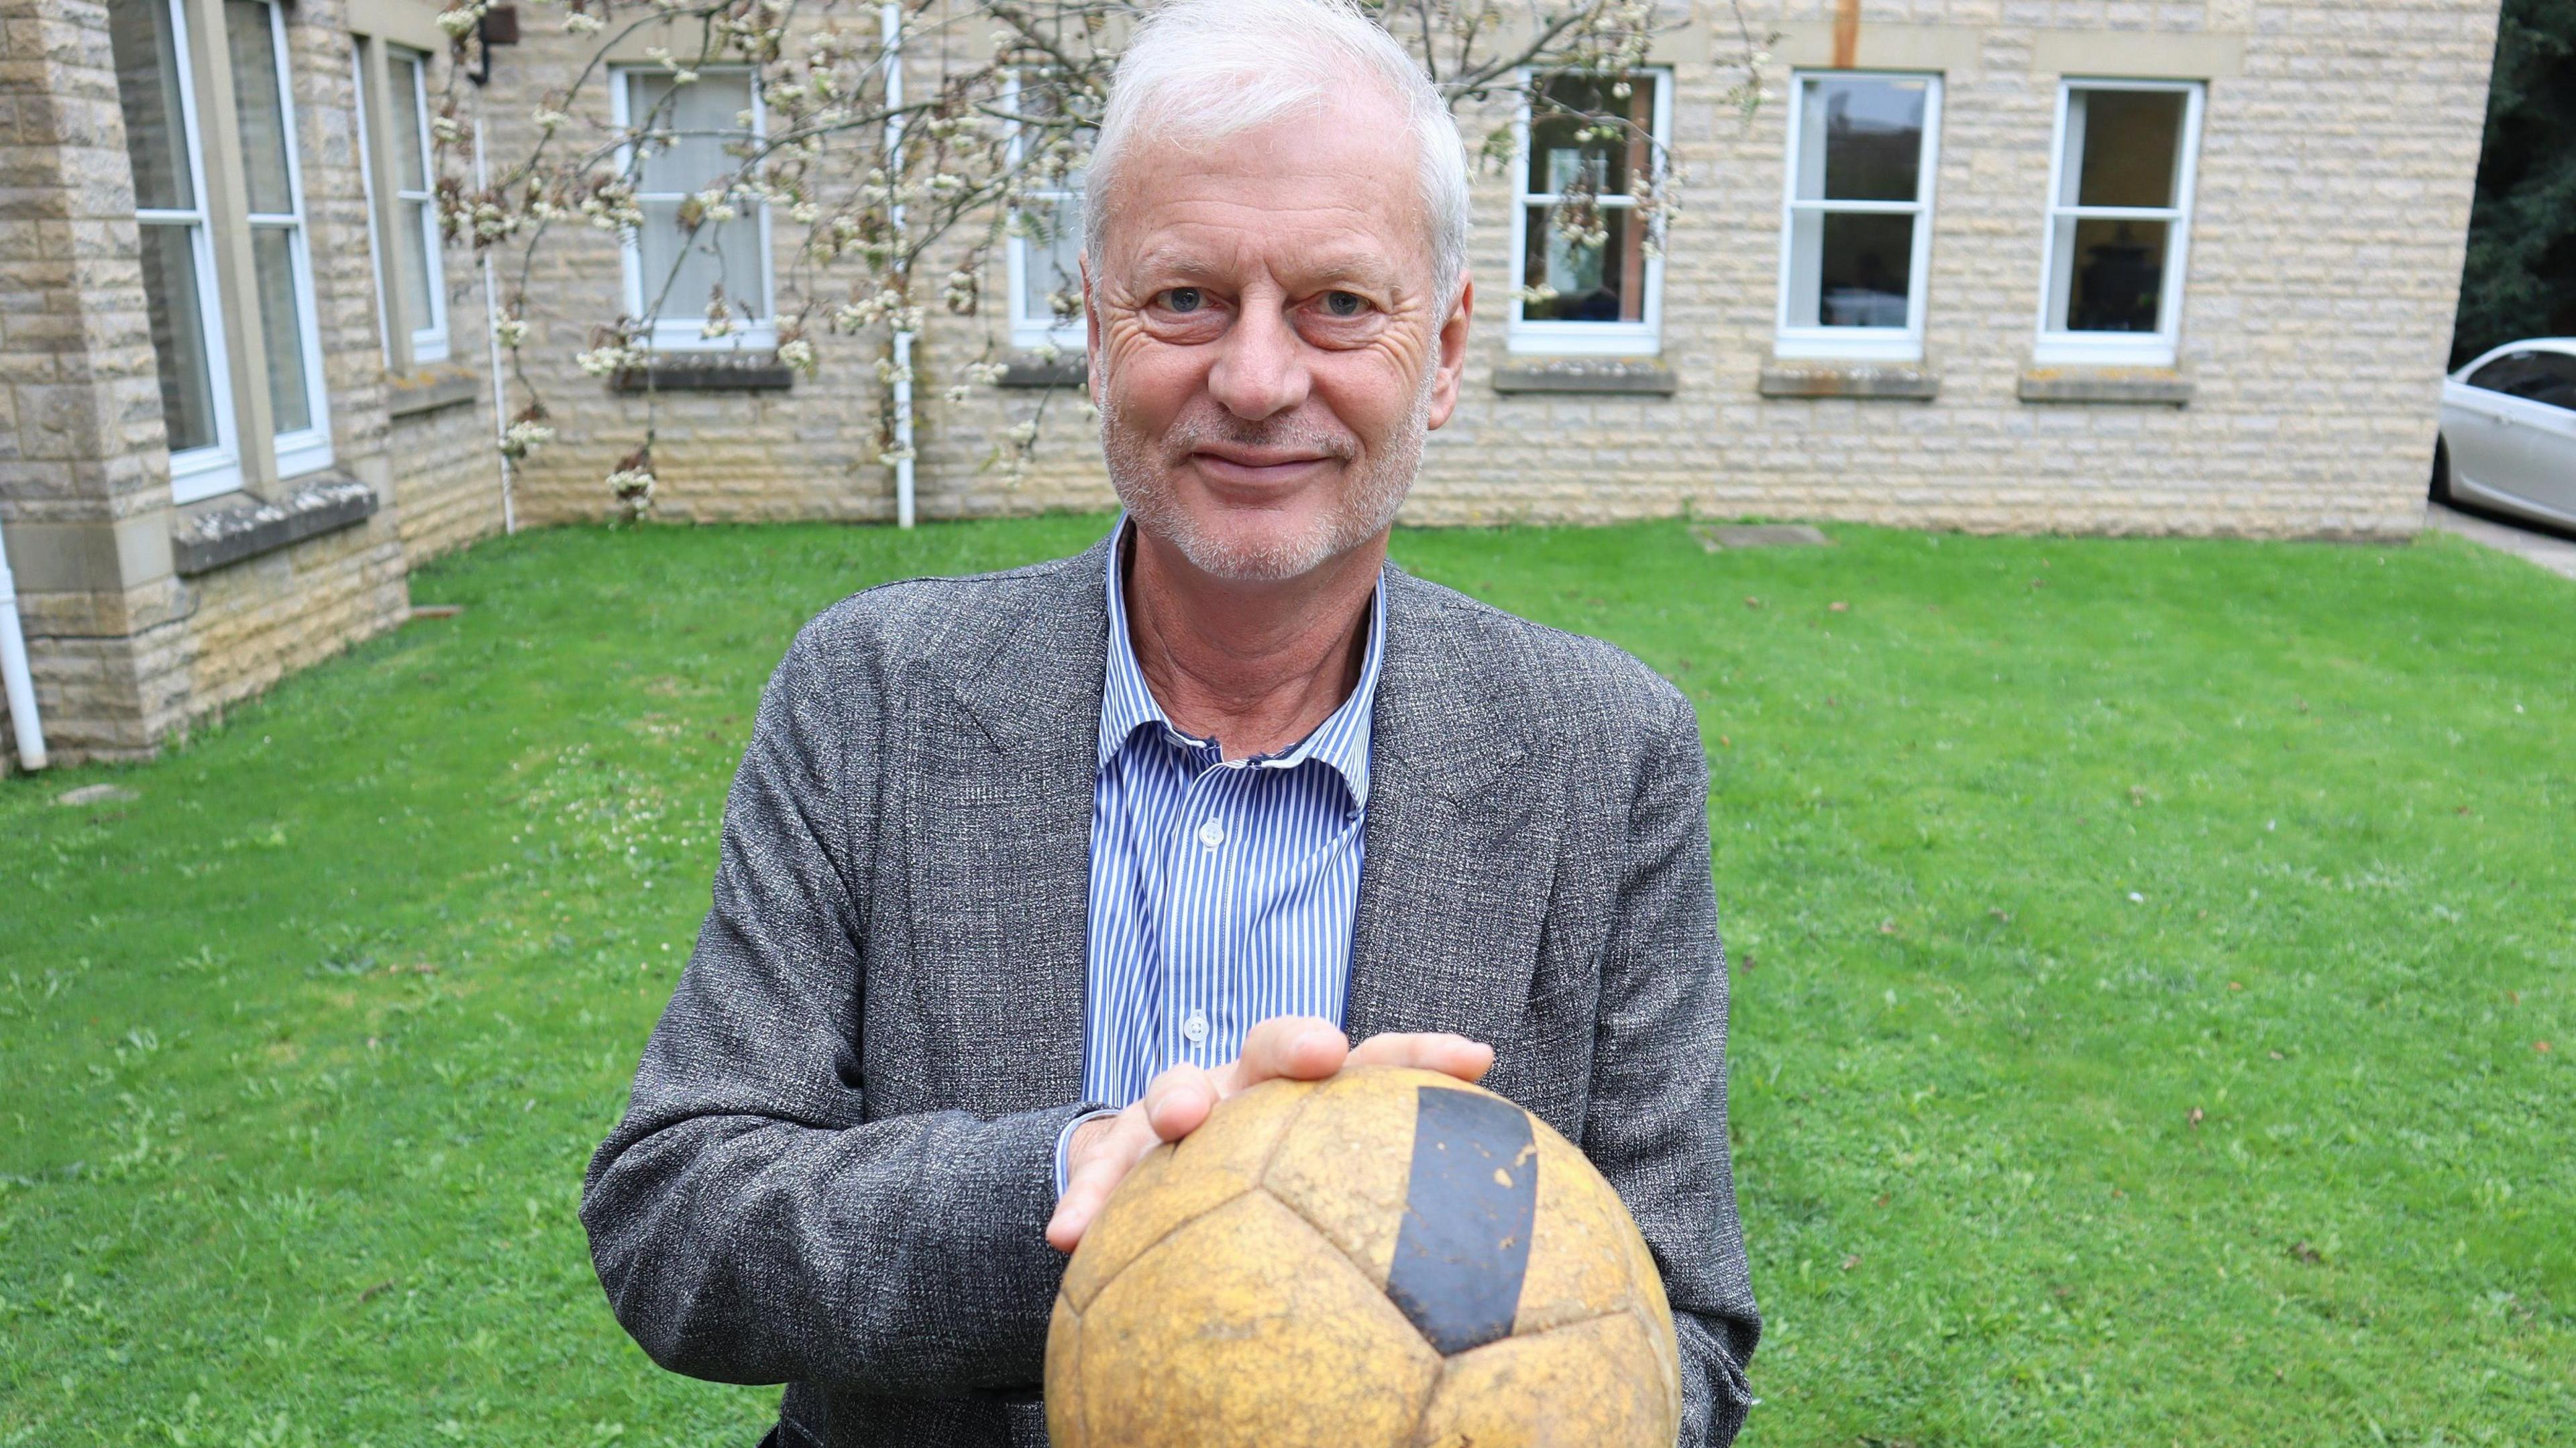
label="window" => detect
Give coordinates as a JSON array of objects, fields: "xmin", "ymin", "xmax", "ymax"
[
  {"xmin": 226, "ymin": 0, "xmax": 333, "ymax": 476},
  {"xmin": 1509, "ymin": 70, "xmax": 1670, "ymax": 355},
  {"xmin": 355, "ymin": 44, "xmax": 446, "ymax": 364},
  {"xmin": 108, "ymin": 0, "xmax": 239, "ymax": 502},
  {"xmin": 1004, "ymin": 70, "xmax": 1087, "ymax": 351},
  {"xmin": 612, "ymin": 68, "xmax": 774, "ymax": 349},
  {"xmin": 2466, "ymin": 351, "xmax": 2576, "ymax": 411},
  {"xmin": 2034, "ymin": 81, "xmax": 2204, "ymax": 367},
  {"xmin": 1775, "ymin": 72, "xmax": 1941, "ymax": 361}
]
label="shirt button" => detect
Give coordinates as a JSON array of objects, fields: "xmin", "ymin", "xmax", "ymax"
[
  {"xmin": 1182, "ymin": 1010, "xmax": 1209, "ymax": 1044},
  {"xmin": 1196, "ymin": 818, "xmax": 1226, "ymax": 848}
]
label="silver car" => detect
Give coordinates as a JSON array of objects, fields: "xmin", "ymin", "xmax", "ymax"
[{"xmin": 2436, "ymin": 338, "xmax": 2576, "ymax": 532}]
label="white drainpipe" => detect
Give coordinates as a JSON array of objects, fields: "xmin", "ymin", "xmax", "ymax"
[
  {"xmin": 476, "ymin": 116, "xmax": 517, "ymax": 535},
  {"xmin": 0, "ymin": 517, "xmax": 48, "ymax": 771},
  {"xmin": 882, "ymin": 1, "xmax": 915, "ymax": 528}
]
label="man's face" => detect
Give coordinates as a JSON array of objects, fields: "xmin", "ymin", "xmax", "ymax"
[{"xmin": 1085, "ymin": 95, "xmax": 1470, "ymax": 583}]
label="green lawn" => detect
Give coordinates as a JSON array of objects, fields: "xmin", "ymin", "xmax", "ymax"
[{"xmin": 3, "ymin": 516, "xmax": 2569, "ymax": 1447}]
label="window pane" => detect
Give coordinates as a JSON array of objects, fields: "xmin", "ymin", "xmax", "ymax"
[
  {"xmin": 251, "ymin": 227, "xmax": 311, "ymax": 431},
  {"xmin": 2527, "ymin": 355, "xmax": 2576, "ymax": 410},
  {"xmin": 390, "ymin": 51, "xmax": 429, "ymax": 192},
  {"xmin": 107, "ymin": 0, "xmax": 195, "ymax": 211},
  {"xmin": 1520, "ymin": 204, "xmax": 1640, "ymax": 322},
  {"xmin": 225, "ymin": 0, "xmax": 293, "ymax": 215},
  {"xmin": 1020, "ymin": 197, "xmax": 1082, "ymax": 326},
  {"xmin": 2468, "ymin": 352, "xmax": 2576, "ymax": 409},
  {"xmin": 2074, "ymin": 89, "xmax": 2185, "ymax": 209},
  {"xmin": 1798, "ymin": 76, "xmax": 1926, "ymax": 203},
  {"xmin": 629, "ymin": 71, "xmax": 755, "ymax": 194},
  {"xmin": 396, "ymin": 198, "xmax": 435, "ymax": 328},
  {"xmin": 1786, "ymin": 210, "xmax": 1913, "ymax": 328},
  {"xmin": 637, "ymin": 203, "xmax": 767, "ymax": 321},
  {"xmin": 138, "ymin": 223, "xmax": 217, "ymax": 451},
  {"xmin": 1525, "ymin": 74, "xmax": 1648, "ymax": 199},
  {"xmin": 2060, "ymin": 217, "xmax": 2168, "ymax": 333}
]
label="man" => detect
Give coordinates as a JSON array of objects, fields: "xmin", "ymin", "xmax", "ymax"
[{"xmin": 580, "ymin": 1, "xmax": 1758, "ymax": 1443}]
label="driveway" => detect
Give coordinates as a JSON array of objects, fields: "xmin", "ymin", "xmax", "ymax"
[{"xmin": 2425, "ymin": 502, "xmax": 2576, "ymax": 581}]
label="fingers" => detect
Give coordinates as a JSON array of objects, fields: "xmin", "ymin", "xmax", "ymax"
[
  {"xmin": 1044, "ymin": 1026, "xmax": 1496, "ymax": 1254},
  {"xmin": 1345, "ymin": 1030, "xmax": 1495, "ymax": 1083},
  {"xmin": 1046, "ymin": 1104, "xmax": 1161, "ymax": 1253},
  {"xmin": 1140, "ymin": 1061, "xmax": 1220, "ymax": 1144},
  {"xmin": 1222, "ymin": 1015, "xmax": 1349, "ymax": 1093}
]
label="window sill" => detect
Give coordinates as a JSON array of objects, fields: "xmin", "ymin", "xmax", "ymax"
[
  {"xmin": 996, "ymin": 355, "xmax": 1088, "ymax": 389},
  {"xmin": 386, "ymin": 366, "xmax": 482, "ymax": 419},
  {"xmin": 1758, "ymin": 360, "xmax": 1940, "ymax": 401},
  {"xmin": 2018, "ymin": 367, "xmax": 2194, "ymax": 406},
  {"xmin": 170, "ymin": 474, "xmax": 378, "ymax": 577},
  {"xmin": 610, "ymin": 356, "xmax": 796, "ymax": 393},
  {"xmin": 1491, "ymin": 358, "xmax": 1676, "ymax": 396}
]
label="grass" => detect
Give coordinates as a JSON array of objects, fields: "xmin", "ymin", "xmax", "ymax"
[{"xmin": 2, "ymin": 514, "xmax": 2569, "ymax": 1448}]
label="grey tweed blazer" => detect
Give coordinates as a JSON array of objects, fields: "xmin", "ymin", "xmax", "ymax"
[{"xmin": 581, "ymin": 537, "xmax": 1760, "ymax": 1447}]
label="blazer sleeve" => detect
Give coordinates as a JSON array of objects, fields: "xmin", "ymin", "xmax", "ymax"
[
  {"xmin": 1584, "ymin": 679, "xmax": 1762, "ymax": 1446},
  {"xmin": 579, "ymin": 616, "xmax": 1095, "ymax": 1396}
]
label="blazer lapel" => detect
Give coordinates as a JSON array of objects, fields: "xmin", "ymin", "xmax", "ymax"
[
  {"xmin": 901, "ymin": 543, "xmax": 1111, "ymax": 1113},
  {"xmin": 1346, "ymin": 567, "xmax": 1560, "ymax": 1048}
]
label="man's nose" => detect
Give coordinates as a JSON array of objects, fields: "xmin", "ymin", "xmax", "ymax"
[{"xmin": 1203, "ymin": 295, "xmax": 1310, "ymax": 422}]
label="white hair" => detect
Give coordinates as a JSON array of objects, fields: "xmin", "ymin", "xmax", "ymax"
[{"xmin": 1082, "ymin": 0, "xmax": 1471, "ymax": 305}]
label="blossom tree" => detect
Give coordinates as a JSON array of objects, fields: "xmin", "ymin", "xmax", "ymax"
[{"xmin": 431, "ymin": 0, "xmax": 1769, "ymax": 517}]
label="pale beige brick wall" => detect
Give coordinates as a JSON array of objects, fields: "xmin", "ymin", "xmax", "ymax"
[
  {"xmin": 389, "ymin": 395, "xmax": 507, "ymax": 562},
  {"xmin": 1, "ymin": 0, "xmax": 447, "ymax": 765},
  {"xmin": 487, "ymin": 0, "xmax": 2495, "ymax": 539},
  {"xmin": 183, "ymin": 508, "xmax": 408, "ymax": 713},
  {"xmin": 1, "ymin": 0, "xmax": 197, "ymax": 764}
]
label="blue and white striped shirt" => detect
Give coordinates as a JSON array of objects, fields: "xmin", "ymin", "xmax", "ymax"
[{"xmin": 1055, "ymin": 522, "xmax": 1385, "ymax": 1190}]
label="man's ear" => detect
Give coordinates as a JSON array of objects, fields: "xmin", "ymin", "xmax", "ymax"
[
  {"xmin": 1426, "ymin": 274, "xmax": 1473, "ymax": 431},
  {"xmin": 1081, "ymin": 252, "xmax": 1103, "ymax": 410}
]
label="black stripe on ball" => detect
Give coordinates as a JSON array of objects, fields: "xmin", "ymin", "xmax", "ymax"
[{"xmin": 1383, "ymin": 1086, "xmax": 1538, "ymax": 1355}]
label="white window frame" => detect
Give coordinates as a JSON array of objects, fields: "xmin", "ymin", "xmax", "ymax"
[
  {"xmin": 1772, "ymin": 70, "xmax": 1943, "ymax": 364},
  {"xmin": 2032, "ymin": 78, "xmax": 2204, "ymax": 368},
  {"xmin": 353, "ymin": 44, "xmax": 448, "ymax": 366},
  {"xmin": 235, "ymin": 0, "xmax": 334, "ymax": 478},
  {"xmin": 1505, "ymin": 67, "xmax": 1671, "ymax": 357},
  {"xmin": 129, "ymin": 0, "xmax": 243, "ymax": 504},
  {"xmin": 352, "ymin": 43, "xmax": 393, "ymax": 370},
  {"xmin": 608, "ymin": 65, "xmax": 777, "ymax": 352},
  {"xmin": 1002, "ymin": 69, "xmax": 1086, "ymax": 352}
]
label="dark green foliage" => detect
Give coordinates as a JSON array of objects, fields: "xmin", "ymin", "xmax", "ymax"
[
  {"xmin": 2453, "ymin": 0, "xmax": 2576, "ymax": 366},
  {"xmin": 2, "ymin": 518, "xmax": 2569, "ymax": 1445}
]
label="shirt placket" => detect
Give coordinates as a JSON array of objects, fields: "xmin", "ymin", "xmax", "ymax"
[{"xmin": 1161, "ymin": 744, "xmax": 1241, "ymax": 1074}]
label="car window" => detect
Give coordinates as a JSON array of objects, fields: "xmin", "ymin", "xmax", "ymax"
[{"xmin": 2466, "ymin": 351, "xmax": 2576, "ymax": 410}]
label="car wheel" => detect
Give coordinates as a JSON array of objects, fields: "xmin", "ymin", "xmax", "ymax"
[{"xmin": 2430, "ymin": 435, "xmax": 2453, "ymax": 503}]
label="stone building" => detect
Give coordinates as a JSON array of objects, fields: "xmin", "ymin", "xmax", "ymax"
[{"xmin": 1, "ymin": 0, "xmax": 2502, "ymax": 766}]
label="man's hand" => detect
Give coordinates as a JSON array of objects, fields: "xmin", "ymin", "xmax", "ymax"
[{"xmin": 1044, "ymin": 1015, "xmax": 1493, "ymax": 1254}]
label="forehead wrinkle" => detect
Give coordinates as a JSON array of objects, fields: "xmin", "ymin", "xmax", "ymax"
[
  {"xmin": 1110, "ymin": 208, "xmax": 1427, "ymax": 298},
  {"xmin": 1095, "ymin": 112, "xmax": 1436, "ymax": 288}
]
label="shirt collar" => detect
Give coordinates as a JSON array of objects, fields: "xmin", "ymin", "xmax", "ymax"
[{"xmin": 1098, "ymin": 516, "xmax": 1383, "ymax": 806}]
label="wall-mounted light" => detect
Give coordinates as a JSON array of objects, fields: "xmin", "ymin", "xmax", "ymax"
[{"xmin": 468, "ymin": 3, "xmax": 519, "ymax": 86}]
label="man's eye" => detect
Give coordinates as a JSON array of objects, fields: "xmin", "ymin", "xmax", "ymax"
[
  {"xmin": 1161, "ymin": 287, "xmax": 1203, "ymax": 314},
  {"xmin": 1321, "ymin": 290, "xmax": 1367, "ymax": 318}
]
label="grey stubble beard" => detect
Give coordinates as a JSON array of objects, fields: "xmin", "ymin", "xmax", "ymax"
[{"xmin": 1098, "ymin": 359, "xmax": 1435, "ymax": 583}]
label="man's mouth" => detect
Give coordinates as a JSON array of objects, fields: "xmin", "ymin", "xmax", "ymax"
[{"xmin": 1185, "ymin": 445, "xmax": 1341, "ymax": 486}]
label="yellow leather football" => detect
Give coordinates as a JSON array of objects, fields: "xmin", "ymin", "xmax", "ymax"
[{"xmin": 1045, "ymin": 1065, "xmax": 1680, "ymax": 1447}]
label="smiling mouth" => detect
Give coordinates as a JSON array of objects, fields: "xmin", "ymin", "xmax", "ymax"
[{"xmin": 1187, "ymin": 450, "xmax": 1338, "ymax": 483}]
